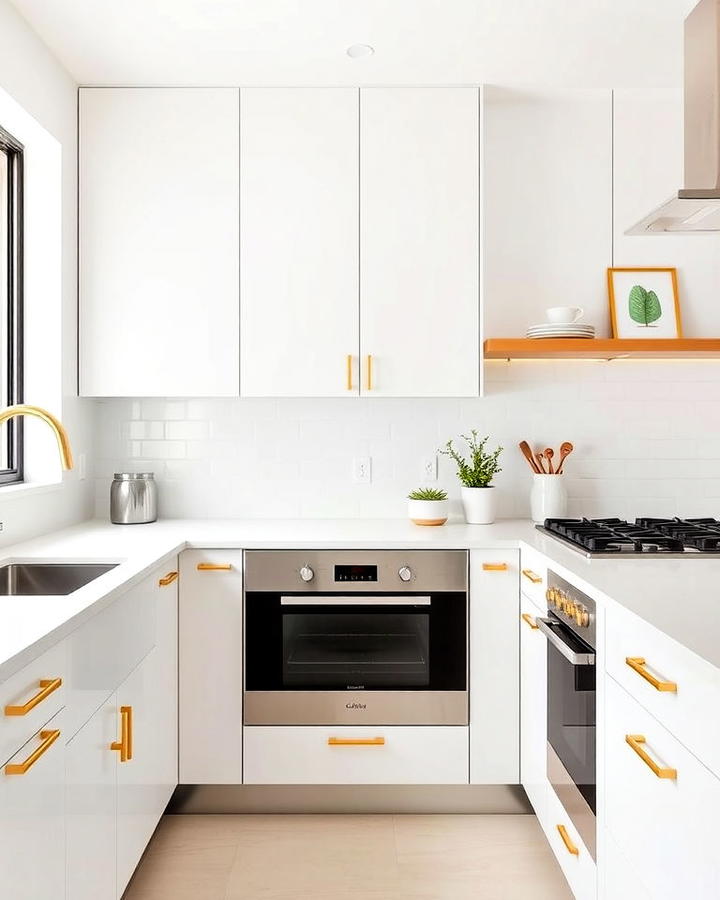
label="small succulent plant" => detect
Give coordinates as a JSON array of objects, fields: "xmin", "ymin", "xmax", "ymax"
[{"xmin": 407, "ymin": 487, "xmax": 448, "ymax": 501}]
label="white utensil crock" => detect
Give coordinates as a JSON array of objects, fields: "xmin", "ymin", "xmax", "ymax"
[
  {"xmin": 530, "ymin": 474, "xmax": 567, "ymax": 523},
  {"xmin": 461, "ymin": 486, "xmax": 496, "ymax": 524}
]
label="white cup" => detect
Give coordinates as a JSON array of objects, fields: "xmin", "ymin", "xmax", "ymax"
[{"xmin": 546, "ymin": 306, "xmax": 584, "ymax": 324}]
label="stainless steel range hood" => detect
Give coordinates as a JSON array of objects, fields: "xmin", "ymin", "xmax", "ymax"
[{"xmin": 628, "ymin": 0, "xmax": 720, "ymax": 234}]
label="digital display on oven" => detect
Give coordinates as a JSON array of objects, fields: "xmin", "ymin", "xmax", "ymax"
[{"xmin": 334, "ymin": 564, "xmax": 378, "ymax": 582}]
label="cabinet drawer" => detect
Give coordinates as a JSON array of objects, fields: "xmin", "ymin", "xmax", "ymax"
[
  {"xmin": 602, "ymin": 828, "xmax": 651, "ymax": 900},
  {"xmin": 244, "ymin": 726, "xmax": 469, "ymax": 784},
  {"xmin": 0, "ymin": 641, "xmax": 66, "ymax": 765},
  {"xmin": 66, "ymin": 573, "xmax": 157, "ymax": 738},
  {"xmin": 606, "ymin": 604, "xmax": 720, "ymax": 777},
  {"xmin": 519, "ymin": 547, "xmax": 547, "ymax": 608},
  {"xmin": 605, "ymin": 675, "xmax": 720, "ymax": 900},
  {"xmin": 544, "ymin": 781, "xmax": 596, "ymax": 900}
]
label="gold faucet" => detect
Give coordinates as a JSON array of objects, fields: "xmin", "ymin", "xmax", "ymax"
[{"xmin": 0, "ymin": 405, "xmax": 73, "ymax": 470}]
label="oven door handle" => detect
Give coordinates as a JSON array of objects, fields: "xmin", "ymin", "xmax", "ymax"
[
  {"xmin": 280, "ymin": 595, "xmax": 432, "ymax": 606},
  {"xmin": 536, "ymin": 618, "xmax": 595, "ymax": 665}
]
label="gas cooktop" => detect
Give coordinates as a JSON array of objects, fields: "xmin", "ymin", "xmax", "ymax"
[{"xmin": 537, "ymin": 517, "xmax": 720, "ymax": 558}]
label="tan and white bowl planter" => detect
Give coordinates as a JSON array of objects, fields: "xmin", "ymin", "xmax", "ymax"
[{"xmin": 408, "ymin": 498, "xmax": 449, "ymax": 526}]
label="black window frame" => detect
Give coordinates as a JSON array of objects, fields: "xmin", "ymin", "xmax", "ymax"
[{"xmin": 0, "ymin": 124, "xmax": 23, "ymax": 485}]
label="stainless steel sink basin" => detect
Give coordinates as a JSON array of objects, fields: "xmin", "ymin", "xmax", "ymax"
[{"xmin": 0, "ymin": 563, "xmax": 118, "ymax": 596}]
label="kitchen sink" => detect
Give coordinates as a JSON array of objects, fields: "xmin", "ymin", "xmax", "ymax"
[{"xmin": 0, "ymin": 562, "xmax": 119, "ymax": 596}]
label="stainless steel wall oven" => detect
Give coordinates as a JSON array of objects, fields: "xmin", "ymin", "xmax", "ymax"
[{"xmin": 243, "ymin": 550, "xmax": 468, "ymax": 725}]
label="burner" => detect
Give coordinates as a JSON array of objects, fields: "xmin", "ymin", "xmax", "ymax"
[{"xmin": 539, "ymin": 517, "xmax": 720, "ymax": 556}]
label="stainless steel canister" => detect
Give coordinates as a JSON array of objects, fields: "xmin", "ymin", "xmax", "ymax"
[{"xmin": 110, "ymin": 473, "xmax": 158, "ymax": 524}]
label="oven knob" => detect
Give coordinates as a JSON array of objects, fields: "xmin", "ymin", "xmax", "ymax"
[
  {"xmin": 575, "ymin": 606, "xmax": 590, "ymax": 627},
  {"xmin": 398, "ymin": 566, "xmax": 413, "ymax": 582},
  {"xmin": 299, "ymin": 565, "xmax": 314, "ymax": 583}
]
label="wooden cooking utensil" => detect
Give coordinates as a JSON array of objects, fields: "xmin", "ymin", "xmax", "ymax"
[
  {"xmin": 555, "ymin": 442, "xmax": 574, "ymax": 475},
  {"xmin": 544, "ymin": 448, "xmax": 555, "ymax": 474},
  {"xmin": 518, "ymin": 441, "xmax": 541, "ymax": 474},
  {"xmin": 535, "ymin": 452, "xmax": 547, "ymax": 474}
]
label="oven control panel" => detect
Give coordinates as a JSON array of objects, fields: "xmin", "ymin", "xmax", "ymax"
[
  {"xmin": 546, "ymin": 570, "xmax": 596, "ymax": 645},
  {"xmin": 335, "ymin": 564, "xmax": 378, "ymax": 582}
]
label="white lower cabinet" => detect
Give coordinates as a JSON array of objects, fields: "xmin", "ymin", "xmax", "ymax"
[
  {"xmin": 604, "ymin": 675, "xmax": 720, "ymax": 900},
  {"xmin": 519, "ymin": 592, "xmax": 548, "ymax": 827},
  {"xmin": 244, "ymin": 726, "xmax": 469, "ymax": 785},
  {"xmin": 66, "ymin": 697, "xmax": 117, "ymax": 900},
  {"xmin": 0, "ymin": 709, "xmax": 66, "ymax": 900},
  {"xmin": 601, "ymin": 829, "xmax": 650, "ymax": 900},
  {"xmin": 545, "ymin": 784, "xmax": 597, "ymax": 900}
]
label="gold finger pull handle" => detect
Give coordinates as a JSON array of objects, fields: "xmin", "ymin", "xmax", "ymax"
[
  {"xmin": 366, "ymin": 354, "xmax": 373, "ymax": 391},
  {"xmin": 196, "ymin": 562, "xmax": 233, "ymax": 572},
  {"xmin": 346, "ymin": 354, "xmax": 353, "ymax": 391},
  {"xmin": 556, "ymin": 825, "xmax": 579, "ymax": 857},
  {"xmin": 521, "ymin": 613, "xmax": 539, "ymax": 630},
  {"xmin": 4, "ymin": 677, "xmax": 62, "ymax": 716},
  {"xmin": 483, "ymin": 563, "xmax": 508, "ymax": 571},
  {"xmin": 625, "ymin": 734, "xmax": 677, "ymax": 779},
  {"xmin": 5, "ymin": 729, "xmax": 61, "ymax": 775},
  {"xmin": 111, "ymin": 706, "xmax": 133, "ymax": 763},
  {"xmin": 158, "ymin": 571, "xmax": 178, "ymax": 587},
  {"xmin": 625, "ymin": 657, "xmax": 677, "ymax": 693},
  {"xmin": 327, "ymin": 737, "xmax": 385, "ymax": 746},
  {"xmin": 521, "ymin": 569, "xmax": 542, "ymax": 584}
]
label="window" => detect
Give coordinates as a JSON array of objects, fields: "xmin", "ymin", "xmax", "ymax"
[{"xmin": 0, "ymin": 125, "xmax": 23, "ymax": 484}]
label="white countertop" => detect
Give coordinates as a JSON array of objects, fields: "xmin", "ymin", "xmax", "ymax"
[{"xmin": 1, "ymin": 516, "xmax": 718, "ymax": 680}]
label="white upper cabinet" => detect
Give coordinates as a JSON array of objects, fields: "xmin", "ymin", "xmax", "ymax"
[
  {"xmin": 483, "ymin": 87, "xmax": 612, "ymax": 338},
  {"xmin": 240, "ymin": 89, "xmax": 360, "ymax": 397},
  {"xmin": 360, "ymin": 88, "xmax": 480, "ymax": 397},
  {"xmin": 80, "ymin": 88, "xmax": 240, "ymax": 397}
]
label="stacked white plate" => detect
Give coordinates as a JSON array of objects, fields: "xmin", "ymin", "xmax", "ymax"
[{"xmin": 526, "ymin": 323, "xmax": 596, "ymax": 340}]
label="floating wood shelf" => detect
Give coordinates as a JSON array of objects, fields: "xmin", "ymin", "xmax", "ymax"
[{"xmin": 484, "ymin": 338, "xmax": 720, "ymax": 360}]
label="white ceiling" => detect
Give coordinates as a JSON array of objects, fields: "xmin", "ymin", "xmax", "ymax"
[{"xmin": 10, "ymin": 0, "xmax": 698, "ymax": 88}]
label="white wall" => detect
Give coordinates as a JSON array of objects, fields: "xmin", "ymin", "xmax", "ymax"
[
  {"xmin": 93, "ymin": 356, "xmax": 720, "ymax": 522},
  {"xmin": 0, "ymin": 0, "xmax": 94, "ymax": 546}
]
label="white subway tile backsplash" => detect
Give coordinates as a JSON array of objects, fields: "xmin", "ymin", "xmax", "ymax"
[{"xmin": 92, "ymin": 362, "xmax": 720, "ymax": 520}]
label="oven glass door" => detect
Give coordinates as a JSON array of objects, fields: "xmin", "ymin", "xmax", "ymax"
[
  {"xmin": 245, "ymin": 592, "xmax": 466, "ymax": 692},
  {"xmin": 544, "ymin": 614, "xmax": 596, "ymax": 813}
]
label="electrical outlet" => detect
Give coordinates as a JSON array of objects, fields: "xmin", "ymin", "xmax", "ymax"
[
  {"xmin": 78, "ymin": 453, "xmax": 87, "ymax": 481},
  {"xmin": 421, "ymin": 455, "xmax": 437, "ymax": 481},
  {"xmin": 353, "ymin": 456, "xmax": 372, "ymax": 484}
]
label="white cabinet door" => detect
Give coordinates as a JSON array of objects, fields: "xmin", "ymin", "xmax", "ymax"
[
  {"xmin": 179, "ymin": 551, "xmax": 243, "ymax": 783},
  {"xmin": 80, "ymin": 88, "xmax": 240, "ymax": 397},
  {"xmin": 0, "ymin": 709, "xmax": 66, "ymax": 900},
  {"xmin": 153, "ymin": 564, "xmax": 179, "ymax": 807},
  {"xmin": 469, "ymin": 551, "xmax": 520, "ymax": 784},
  {"xmin": 240, "ymin": 89, "xmax": 359, "ymax": 397},
  {"xmin": 360, "ymin": 88, "xmax": 480, "ymax": 397},
  {"xmin": 520, "ymin": 592, "xmax": 548, "ymax": 826},
  {"xmin": 66, "ymin": 697, "xmax": 117, "ymax": 900}
]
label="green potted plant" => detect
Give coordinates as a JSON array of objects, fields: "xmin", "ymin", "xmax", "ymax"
[
  {"xmin": 440, "ymin": 430, "xmax": 503, "ymax": 524},
  {"xmin": 407, "ymin": 487, "xmax": 449, "ymax": 526}
]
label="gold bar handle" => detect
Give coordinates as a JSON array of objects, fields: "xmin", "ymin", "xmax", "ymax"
[
  {"xmin": 5, "ymin": 677, "xmax": 62, "ymax": 716},
  {"xmin": 556, "ymin": 825, "xmax": 579, "ymax": 856},
  {"xmin": 625, "ymin": 657, "xmax": 677, "ymax": 693},
  {"xmin": 625, "ymin": 734, "xmax": 677, "ymax": 779},
  {"xmin": 158, "ymin": 571, "xmax": 178, "ymax": 587},
  {"xmin": 483, "ymin": 563, "xmax": 508, "ymax": 571},
  {"xmin": 521, "ymin": 613, "xmax": 539, "ymax": 630},
  {"xmin": 366, "ymin": 354, "xmax": 373, "ymax": 391},
  {"xmin": 196, "ymin": 562, "xmax": 233, "ymax": 572},
  {"xmin": 521, "ymin": 569, "xmax": 542, "ymax": 584},
  {"xmin": 346, "ymin": 354, "xmax": 353, "ymax": 391},
  {"xmin": 5, "ymin": 730, "xmax": 61, "ymax": 775},
  {"xmin": 328, "ymin": 737, "xmax": 385, "ymax": 746},
  {"xmin": 111, "ymin": 706, "xmax": 133, "ymax": 763}
]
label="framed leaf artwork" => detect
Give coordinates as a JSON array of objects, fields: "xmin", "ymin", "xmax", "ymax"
[{"xmin": 607, "ymin": 267, "xmax": 682, "ymax": 339}]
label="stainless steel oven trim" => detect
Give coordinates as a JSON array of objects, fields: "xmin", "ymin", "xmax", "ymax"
[
  {"xmin": 243, "ymin": 690, "xmax": 469, "ymax": 726},
  {"xmin": 547, "ymin": 742, "xmax": 596, "ymax": 861},
  {"xmin": 537, "ymin": 618, "xmax": 595, "ymax": 666},
  {"xmin": 280, "ymin": 595, "xmax": 432, "ymax": 606}
]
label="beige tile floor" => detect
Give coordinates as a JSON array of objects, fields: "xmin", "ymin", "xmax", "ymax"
[{"xmin": 123, "ymin": 814, "xmax": 573, "ymax": 900}]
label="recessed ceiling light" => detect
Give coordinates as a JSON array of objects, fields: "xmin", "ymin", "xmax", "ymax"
[{"xmin": 347, "ymin": 44, "xmax": 374, "ymax": 59}]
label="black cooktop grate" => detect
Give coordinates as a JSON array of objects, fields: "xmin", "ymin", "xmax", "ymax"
[{"xmin": 541, "ymin": 517, "xmax": 720, "ymax": 553}]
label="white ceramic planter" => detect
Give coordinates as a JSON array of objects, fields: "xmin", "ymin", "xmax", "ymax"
[
  {"xmin": 407, "ymin": 498, "xmax": 449, "ymax": 526},
  {"xmin": 460, "ymin": 486, "xmax": 496, "ymax": 524},
  {"xmin": 530, "ymin": 473, "xmax": 567, "ymax": 523}
]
